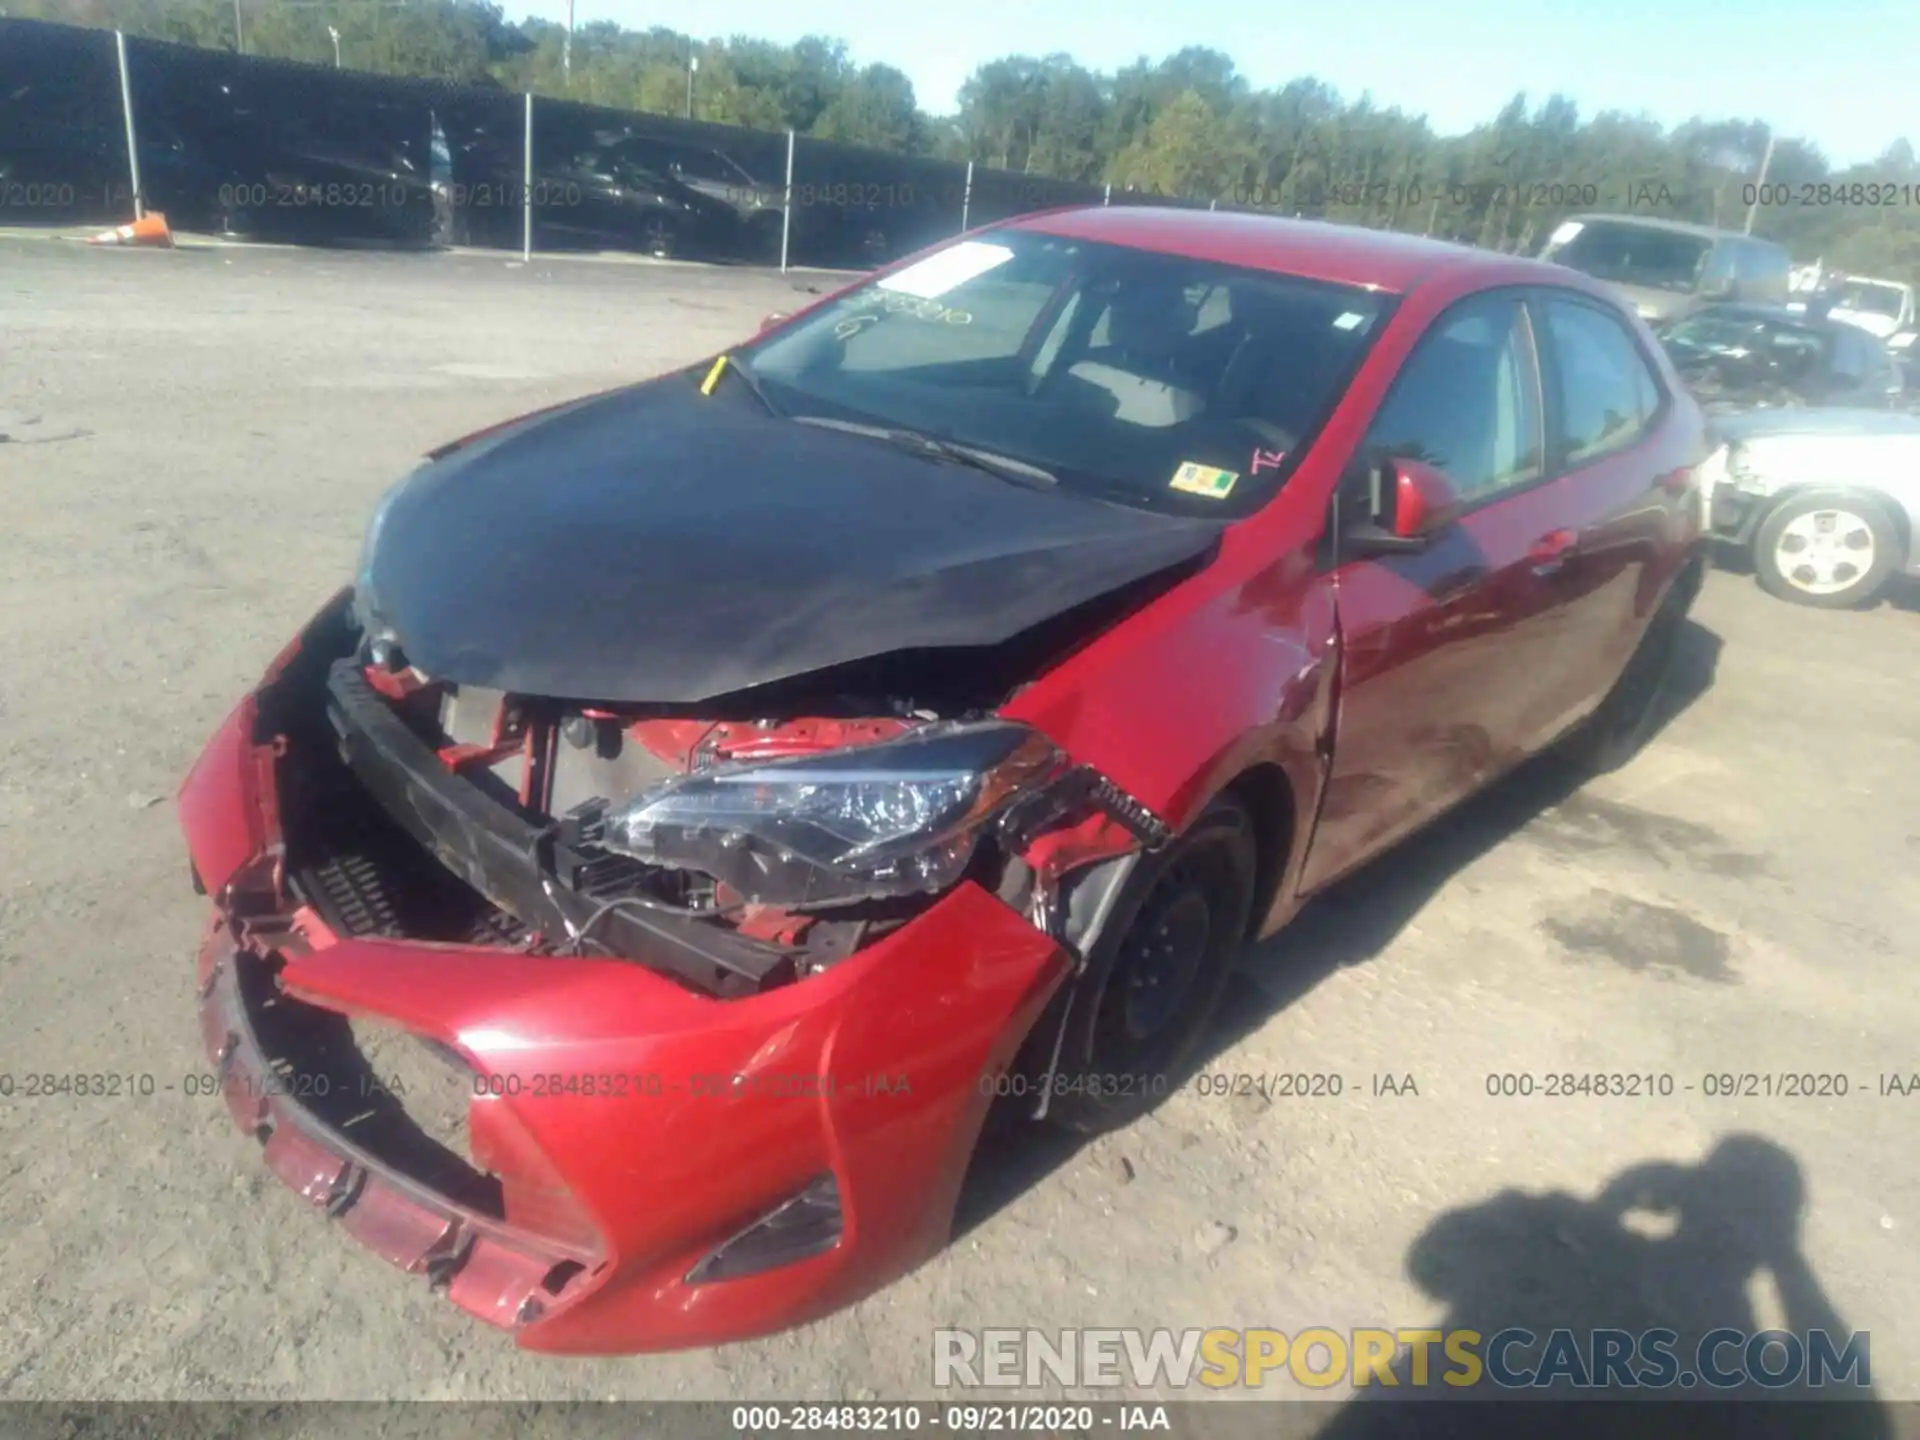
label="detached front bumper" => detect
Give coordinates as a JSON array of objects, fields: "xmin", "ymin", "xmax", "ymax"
[
  {"xmin": 178, "ymin": 603, "xmax": 1072, "ymax": 1354},
  {"xmin": 196, "ymin": 912, "xmax": 600, "ymax": 1329}
]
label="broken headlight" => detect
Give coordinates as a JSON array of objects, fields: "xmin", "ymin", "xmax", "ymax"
[{"xmin": 598, "ymin": 721, "xmax": 1068, "ymax": 909}]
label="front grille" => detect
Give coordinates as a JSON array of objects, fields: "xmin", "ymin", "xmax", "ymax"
[
  {"xmin": 301, "ymin": 844, "xmax": 533, "ymax": 947},
  {"xmin": 304, "ymin": 848, "xmax": 404, "ymax": 938}
]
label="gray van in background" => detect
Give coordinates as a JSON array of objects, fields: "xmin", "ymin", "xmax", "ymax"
[{"xmin": 1539, "ymin": 214, "xmax": 1793, "ymax": 324}]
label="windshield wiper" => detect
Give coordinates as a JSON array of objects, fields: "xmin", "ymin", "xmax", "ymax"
[
  {"xmin": 791, "ymin": 416, "xmax": 1057, "ymax": 489},
  {"xmin": 707, "ymin": 352, "xmax": 782, "ymax": 418}
]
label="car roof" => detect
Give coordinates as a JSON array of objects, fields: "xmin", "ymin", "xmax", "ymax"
[
  {"xmin": 1715, "ymin": 407, "xmax": 1920, "ymax": 440},
  {"xmin": 1007, "ymin": 206, "xmax": 1579, "ymax": 296},
  {"xmin": 1558, "ymin": 212, "xmax": 1787, "ymax": 246}
]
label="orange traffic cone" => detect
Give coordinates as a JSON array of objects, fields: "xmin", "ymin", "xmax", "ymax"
[{"xmin": 88, "ymin": 211, "xmax": 173, "ymax": 248}]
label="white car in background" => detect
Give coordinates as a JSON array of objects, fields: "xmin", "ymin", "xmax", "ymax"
[
  {"xmin": 1698, "ymin": 408, "xmax": 1920, "ymax": 608},
  {"xmin": 1827, "ymin": 277, "xmax": 1917, "ymax": 340},
  {"xmin": 1788, "ymin": 267, "xmax": 1917, "ymax": 342},
  {"xmin": 1891, "ymin": 327, "xmax": 1916, "ymax": 374}
]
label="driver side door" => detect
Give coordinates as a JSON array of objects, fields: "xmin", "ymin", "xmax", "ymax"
[{"xmin": 1300, "ymin": 291, "xmax": 1578, "ymax": 893}]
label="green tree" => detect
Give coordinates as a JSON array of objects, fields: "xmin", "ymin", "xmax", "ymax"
[
  {"xmin": 811, "ymin": 63, "xmax": 925, "ymax": 152},
  {"xmin": 1106, "ymin": 89, "xmax": 1233, "ymax": 199}
]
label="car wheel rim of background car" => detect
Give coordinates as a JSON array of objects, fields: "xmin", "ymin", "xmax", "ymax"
[{"xmin": 1773, "ymin": 508, "xmax": 1875, "ymax": 596}]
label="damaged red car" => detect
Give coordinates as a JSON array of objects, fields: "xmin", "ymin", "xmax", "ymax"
[{"xmin": 178, "ymin": 207, "xmax": 1707, "ymax": 1354}]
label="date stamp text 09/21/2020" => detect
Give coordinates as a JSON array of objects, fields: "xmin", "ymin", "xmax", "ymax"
[{"xmin": 5, "ymin": 1068, "xmax": 1920, "ymax": 1103}]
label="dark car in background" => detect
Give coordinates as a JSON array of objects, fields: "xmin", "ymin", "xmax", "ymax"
[
  {"xmin": 1658, "ymin": 303, "xmax": 1903, "ymax": 415},
  {"xmin": 639, "ymin": 139, "xmax": 785, "ymax": 258},
  {"xmin": 527, "ymin": 135, "xmax": 709, "ymax": 257},
  {"xmin": 1541, "ymin": 214, "xmax": 1792, "ymax": 324},
  {"xmin": 449, "ymin": 129, "xmax": 784, "ymax": 261},
  {"xmin": 210, "ymin": 103, "xmax": 440, "ymax": 246},
  {"xmin": 124, "ymin": 72, "xmax": 443, "ymax": 246}
]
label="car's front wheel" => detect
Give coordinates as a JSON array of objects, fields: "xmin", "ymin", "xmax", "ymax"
[
  {"xmin": 1043, "ymin": 795, "xmax": 1256, "ymax": 1135},
  {"xmin": 635, "ymin": 213, "xmax": 680, "ymax": 260},
  {"xmin": 1753, "ymin": 490, "xmax": 1900, "ymax": 608}
]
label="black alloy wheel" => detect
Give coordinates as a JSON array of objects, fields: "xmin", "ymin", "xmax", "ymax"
[{"xmin": 1043, "ymin": 794, "xmax": 1256, "ymax": 1134}]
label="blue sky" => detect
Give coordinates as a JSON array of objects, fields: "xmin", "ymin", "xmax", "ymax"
[{"xmin": 507, "ymin": 0, "xmax": 1911, "ymax": 168}]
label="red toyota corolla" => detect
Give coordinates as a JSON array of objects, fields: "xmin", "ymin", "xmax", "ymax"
[{"xmin": 178, "ymin": 207, "xmax": 1706, "ymax": 1353}]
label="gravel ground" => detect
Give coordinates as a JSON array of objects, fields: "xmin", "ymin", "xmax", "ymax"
[{"xmin": 1, "ymin": 235, "xmax": 1918, "ymax": 1420}]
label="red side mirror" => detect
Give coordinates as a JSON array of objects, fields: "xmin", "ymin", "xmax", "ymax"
[
  {"xmin": 758, "ymin": 311, "xmax": 790, "ymax": 334},
  {"xmin": 1389, "ymin": 457, "xmax": 1461, "ymax": 539}
]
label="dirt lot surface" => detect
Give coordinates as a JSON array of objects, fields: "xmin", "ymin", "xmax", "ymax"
[{"xmin": 2, "ymin": 237, "xmax": 1918, "ymax": 1415}]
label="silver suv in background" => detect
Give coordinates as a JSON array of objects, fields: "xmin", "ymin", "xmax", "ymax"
[
  {"xmin": 1540, "ymin": 214, "xmax": 1792, "ymax": 324},
  {"xmin": 1697, "ymin": 408, "xmax": 1920, "ymax": 608}
]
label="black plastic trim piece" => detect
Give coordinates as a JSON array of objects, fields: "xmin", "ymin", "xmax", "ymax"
[{"xmin": 686, "ymin": 1172, "xmax": 844, "ymax": 1284}]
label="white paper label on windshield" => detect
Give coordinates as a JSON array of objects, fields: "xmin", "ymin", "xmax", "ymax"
[
  {"xmin": 877, "ymin": 241, "xmax": 1015, "ymax": 299},
  {"xmin": 1548, "ymin": 220, "xmax": 1585, "ymax": 246}
]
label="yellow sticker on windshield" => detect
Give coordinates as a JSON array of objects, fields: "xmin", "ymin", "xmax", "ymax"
[{"xmin": 1170, "ymin": 462, "xmax": 1240, "ymax": 498}]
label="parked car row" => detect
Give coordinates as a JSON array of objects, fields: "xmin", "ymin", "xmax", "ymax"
[
  {"xmin": 0, "ymin": 77, "xmax": 902, "ymax": 262},
  {"xmin": 1544, "ymin": 214, "xmax": 1918, "ymax": 609},
  {"xmin": 1656, "ymin": 303, "xmax": 1905, "ymax": 414}
]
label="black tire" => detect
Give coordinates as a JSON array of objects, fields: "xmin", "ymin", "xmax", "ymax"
[
  {"xmin": 636, "ymin": 214, "xmax": 678, "ymax": 260},
  {"xmin": 1560, "ymin": 560, "xmax": 1697, "ymax": 776},
  {"xmin": 1752, "ymin": 489, "xmax": 1900, "ymax": 609},
  {"xmin": 1042, "ymin": 795, "xmax": 1257, "ymax": 1135}
]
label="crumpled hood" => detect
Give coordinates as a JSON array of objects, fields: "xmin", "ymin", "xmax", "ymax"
[{"xmin": 357, "ymin": 375, "xmax": 1224, "ymax": 704}]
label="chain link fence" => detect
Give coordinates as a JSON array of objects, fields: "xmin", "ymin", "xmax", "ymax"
[{"xmin": 0, "ymin": 17, "xmax": 1215, "ymax": 269}]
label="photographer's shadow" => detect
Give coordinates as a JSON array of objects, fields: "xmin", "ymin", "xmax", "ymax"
[{"xmin": 1313, "ymin": 1135, "xmax": 1891, "ymax": 1439}]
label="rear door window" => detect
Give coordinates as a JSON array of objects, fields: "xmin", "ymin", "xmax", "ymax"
[{"xmin": 1540, "ymin": 297, "xmax": 1662, "ymax": 465}]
